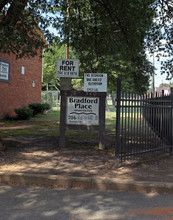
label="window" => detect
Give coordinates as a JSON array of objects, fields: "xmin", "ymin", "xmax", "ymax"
[{"xmin": 0, "ymin": 59, "xmax": 10, "ymax": 82}]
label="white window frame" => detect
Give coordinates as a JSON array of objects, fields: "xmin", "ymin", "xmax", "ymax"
[{"xmin": 0, "ymin": 59, "xmax": 10, "ymax": 82}]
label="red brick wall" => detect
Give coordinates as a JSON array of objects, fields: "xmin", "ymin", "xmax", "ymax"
[{"xmin": 0, "ymin": 52, "xmax": 43, "ymax": 119}]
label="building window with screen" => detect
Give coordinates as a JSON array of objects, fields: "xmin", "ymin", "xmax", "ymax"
[{"xmin": 0, "ymin": 59, "xmax": 10, "ymax": 82}]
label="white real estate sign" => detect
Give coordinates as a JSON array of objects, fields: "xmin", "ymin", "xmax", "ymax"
[
  {"xmin": 56, "ymin": 59, "xmax": 79, "ymax": 78},
  {"xmin": 66, "ymin": 96, "xmax": 99, "ymax": 125},
  {"xmin": 84, "ymin": 73, "xmax": 107, "ymax": 92}
]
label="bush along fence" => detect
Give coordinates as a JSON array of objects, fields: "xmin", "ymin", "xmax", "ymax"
[
  {"xmin": 15, "ymin": 103, "xmax": 50, "ymax": 120},
  {"xmin": 115, "ymin": 78, "xmax": 173, "ymax": 161}
]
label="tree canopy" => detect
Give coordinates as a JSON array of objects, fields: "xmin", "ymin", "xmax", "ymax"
[
  {"xmin": 147, "ymin": 0, "xmax": 173, "ymax": 78},
  {"xmin": 0, "ymin": 0, "xmax": 172, "ymax": 92}
]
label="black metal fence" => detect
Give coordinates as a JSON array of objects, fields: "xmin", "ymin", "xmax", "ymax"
[{"xmin": 115, "ymin": 78, "xmax": 173, "ymax": 160}]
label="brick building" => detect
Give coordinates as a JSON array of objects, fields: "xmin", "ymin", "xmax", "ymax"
[
  {"xmin": 156, "ymin": 86, "xmax": 171, "ymax": 96},
  {"xmin": 0, "ymin": 52, "xmax": 43, "ymax": 119}
]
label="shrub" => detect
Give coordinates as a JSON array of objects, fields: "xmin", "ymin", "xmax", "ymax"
[
  {"xmin": 15, "ymin": 108, "xmax": 33, "ymax": 120},
  {"xmin": 28, "ymin": 103, "xmax": 43, "ymax": 115},
  {"xmin": 28, "ymin": 103, "xmax": 51, "ymax": 115},
  {"xmin": 42, "ymin": 103, "xmax": 51, "ymax": 111}
]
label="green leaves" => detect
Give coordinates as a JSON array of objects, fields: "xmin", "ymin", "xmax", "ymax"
[{"xmin": 1, "ymin": 0, "xmax": 172, "ymax": 89}]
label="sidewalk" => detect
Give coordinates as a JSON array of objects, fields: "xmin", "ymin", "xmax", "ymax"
[{"xmin": 1, "ymin": 134, "xmax": 173, "ymax": 194}]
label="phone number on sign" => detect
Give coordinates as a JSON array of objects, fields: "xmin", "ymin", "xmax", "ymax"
[{"xmin": 68, "ymin": 115, "xmax": 98, "ymax": 121}]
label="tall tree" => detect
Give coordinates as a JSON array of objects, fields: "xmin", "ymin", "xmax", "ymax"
[
  {"xmin": 146, "ymin": 0, "xmax": 173, "ymax": 78},
  {"xmin": 0, "ymin": 0, "xmax": 53, "ymax": 57},
  {"xmin": 61, "ymin": 0, "xmax": 155, "ymax": 92},
  {"xmin": 1, "ymin": 0, "xmax": 172, "ymax": 91},
  {"xmin": 43, "ymin": 40, "xmax": 72, "ymax": 91},
  {"xmin": 43, "ymin": 42, "xmax": 149, "ymax": 93},
  {"xmin": 43, "ymin": 42, "xmax": 64, "ymax": 91}
]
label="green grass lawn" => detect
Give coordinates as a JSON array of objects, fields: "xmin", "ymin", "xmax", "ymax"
[
  {"xmin": 0, "ymin": 102, "xmax": 145, "ymax": 139},
  {"xmin": 0, "ymin": 107, "xmax": 116, "ymax": 140},
  {"xmin": 0, "ymin": 105, "xmax": 150, "ymax": 154},
  {"xmin": 30, "ymin": 109, "xmax": 60, "ymax": 122}
]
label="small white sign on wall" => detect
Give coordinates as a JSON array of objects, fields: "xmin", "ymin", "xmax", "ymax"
[
  {"xmin": 21, "ymin": 66, "xmax": 25, "ymax": 74},
  {"xmin": 84, "ymin": 73, "xmax": 107, "ymax": 92},
  {"xmin": 66, "ymin": 96, "xmax": 99, "ymax": 125}
]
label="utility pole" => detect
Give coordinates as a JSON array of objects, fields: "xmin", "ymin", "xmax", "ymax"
[
  {"xmin": 152, "ymin": 53, "xmax": 155, "ymax": 96},
  {"xmin": 66, "ymin": 0, "xmax": 69, "ymax": 59},
  {"xmin": 60, "ymin": 0, "xmax": 71, "ymax": 90}
]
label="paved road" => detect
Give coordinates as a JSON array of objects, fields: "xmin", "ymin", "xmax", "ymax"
[{"xmin": 0, "ymin": 184, "xmax": 173, "ymax": 220}]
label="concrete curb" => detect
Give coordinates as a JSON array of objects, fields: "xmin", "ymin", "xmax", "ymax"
[{"xmin": 0, "ymin": 172, "xmax": 173, "ymax": 194}]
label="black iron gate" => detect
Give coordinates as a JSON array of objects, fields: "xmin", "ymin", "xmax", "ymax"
[{"xmin": 115, "ymin": 78, "xmax": 173, "ymax": 160}]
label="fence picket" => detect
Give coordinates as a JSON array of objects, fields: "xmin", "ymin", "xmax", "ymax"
[{"xmin": 115, "ymin": 78, "xmax": 173, "ymax": 160}]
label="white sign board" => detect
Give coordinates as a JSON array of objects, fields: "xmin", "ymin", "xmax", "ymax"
[
  {"xmin": 66, "ymin": 96, "xmax": 99, "ymax": 125},
  {"xmin": 84, "ymin": 73, "xmax": 107, "ymax": 92},
  {"xmin": 56, "ymin": 59, "xmax": 79, "ymax": 78}
]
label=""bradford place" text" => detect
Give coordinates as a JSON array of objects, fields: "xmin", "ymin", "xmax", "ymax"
[{"xmin": 69, "ymin": 97, "xmax": 98, "ymax": 109}]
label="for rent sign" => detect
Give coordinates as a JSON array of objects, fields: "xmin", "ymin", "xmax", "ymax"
[
  {"xmin": 66, "ymin": 96, "xmax": 99, "ymax": 125},
  {"xmin": 56, "ymin": 59, "xmax": 79, "ymax": 78}
]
